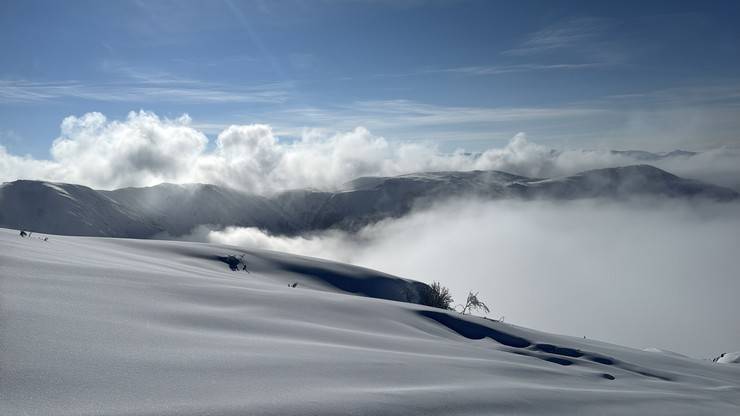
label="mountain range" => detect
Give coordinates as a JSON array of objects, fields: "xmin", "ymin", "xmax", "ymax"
[{"xmin": 1, "ymin": 164, "xmax": 736, "ymax": 238}]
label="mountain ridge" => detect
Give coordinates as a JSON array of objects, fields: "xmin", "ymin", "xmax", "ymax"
[{"xmin": 1, "ymin": 165, "xmax": 736, "ymax": 238}]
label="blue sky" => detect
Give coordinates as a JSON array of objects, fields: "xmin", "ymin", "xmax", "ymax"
[{"xmin": 2, "ymin": 0, "xmax": 740, "ymax": 158}]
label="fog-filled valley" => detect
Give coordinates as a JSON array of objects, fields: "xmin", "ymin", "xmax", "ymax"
[{"xmin": 204, "ymin": 198, "xmax": 740, "ymax": 358}]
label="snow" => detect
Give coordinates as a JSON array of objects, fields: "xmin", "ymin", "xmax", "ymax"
[
  {"xmin": 2, "ymin": 227, "xmax": 739, "ymax": 415},
  {"xmin": 642, "ymin": 347, "xmax": 689, "ymax": 358},
  {"xmin": 41, "ymin": 182, "xmax": 75, "ymax": 200},
  {"xmin": 715, "ymin": 352, "xmax": 740, "ymax": 364},
  {"xmin": 0, "ymin": 180, "xmax": 158, "ymax": 237}
]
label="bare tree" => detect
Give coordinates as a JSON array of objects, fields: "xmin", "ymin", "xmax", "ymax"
[{"xmin": 458, "ymin": 291, "xmax": 490, "ymax": 315}]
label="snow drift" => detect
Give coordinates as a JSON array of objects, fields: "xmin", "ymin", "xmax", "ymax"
[{"xmin": 1, "ymin": 228, "xmax": 739, "ymax": 415}]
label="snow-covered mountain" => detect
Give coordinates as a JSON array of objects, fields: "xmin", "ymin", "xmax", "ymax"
[
  {"xmin": 2, "ymin": 228, "xmax": 739, "ymax": 415},
  {"xmin": 102, "ymin": 183, "xmax": 296, "ymax": 236},
  {"xmin": 0, "ymin": 180, "xmax": 160, "ymax": 237},
  {"xmin": 520, "ymin": 165, "xmax": 738, "ymax": 200},
  {"xmin": 609, "ymin": 149, "xmax": 698, "ymax": 161},
  {"xmin": 1, "ymin": 165, "xmax": 736, "ymax": 238}
]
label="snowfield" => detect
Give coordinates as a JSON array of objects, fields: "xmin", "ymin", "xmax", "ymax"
[{"xmin": 1, "ymin": 228, "xmax": 739, "ymax": 415}]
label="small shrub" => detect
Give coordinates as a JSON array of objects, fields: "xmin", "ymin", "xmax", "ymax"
[
  {"xmin": 420, "ymin": 281, "xmax": 454, "ymax": 310},
  {"xmin": 219, "ymin": 254, "xmax": 250, "ymax": 273}
]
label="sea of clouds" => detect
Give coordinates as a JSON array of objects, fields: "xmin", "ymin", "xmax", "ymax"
[
  {"xmin": 2, "ymin": 110, "xmax": 740, "ymax": 192},
  {"xmin": 203, "ymin": 198, "xmax": 740, "ymax": 358}
]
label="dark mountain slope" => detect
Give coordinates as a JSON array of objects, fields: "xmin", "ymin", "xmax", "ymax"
[
  {"xmin": 1, "ymin": 165, "xmax": 736, "ymax": 238},
  {"xmin": 524, "ymin": 165, "xmax": 738, "ymax": 201},
  {"xmin": 103, "ymin": 183, "xmax": 297, "ymax": 236}
]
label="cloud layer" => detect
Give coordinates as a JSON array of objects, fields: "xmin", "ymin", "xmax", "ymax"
[
  {"xmin": 2, "ymin": 110, "xmax": 739, "ymax": 193},
  {"xmin": 203, "ymin": 198, "xmax": 740, "ymax": 358}
]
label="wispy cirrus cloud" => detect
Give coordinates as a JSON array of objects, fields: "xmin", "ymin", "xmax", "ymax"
[
  {"xmin": 98, "ymin": 61, "xmax": 202, "ymax": 85},
  {"xmin": 429, "ymin": 62, "xmax": 608, "ymax": 76},
  {"xmin": 261, "ymin": 99, "xmax": 608, "ymax": 142},
  {"xmin": 603, "ymin": 83, "xmax": 740, "ymax": 107},
  {"xmin": 347, "ymin": 99, "xmax": 605, "ymax": 125},
  {"xmin": 504, "ymin": 16, "xmax": 612, "ymax": 56},
  {"xmin": 363, "ymin": 61, "xmax": 607, "ymax": 80},
  {"xmin": 0, "ymin": 79, "xmax": 292, "ymax": 104}
]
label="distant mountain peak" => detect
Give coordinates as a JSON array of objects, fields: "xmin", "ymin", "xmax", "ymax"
[
  {"xmin": 609, "ymin": 149, "xmax": 698, "ymax": 161},
  {"xmin": 1, "ymin": 165, "xmax": 736, "ymax": 238}
]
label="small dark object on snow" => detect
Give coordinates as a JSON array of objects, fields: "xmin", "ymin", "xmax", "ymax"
[
  {"xmin": 19, "ymin": 230, "xmax": 27, "ymax": 237},
  {"xmin": 218, "ymin": 254, "xmax": 250, "ymax": 273},
  {"xmin": 289, "ymin": 282, "xmax": 298, "ymax": 288}
]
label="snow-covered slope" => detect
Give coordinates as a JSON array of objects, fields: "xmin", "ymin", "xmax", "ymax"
[
  {"xmin": 103, "ymin": 183, "xmax": 296, "ymax": 236},
  {"xmin": 289, "ymin": 165, "xmax": 737, "ymax": 231},
  {"xmin": 524, "ymin": 165, "xmax": 739, "ymax": 200},
  {"xmin": 2, "ymin": 228, "xmax": 739, "ymax": 415},
  {"xmin": 1, "ymin": 165, "xmax": 737, "ymax": 238},
  {"xmin": 0, "ymin": 180, "xmax": 160, "ymax": 237}
]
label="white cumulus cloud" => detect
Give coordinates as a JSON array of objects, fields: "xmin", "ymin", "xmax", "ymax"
[{"xmin": 1, "ymin": 110, "xmax": 739, "ymax": 192}]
